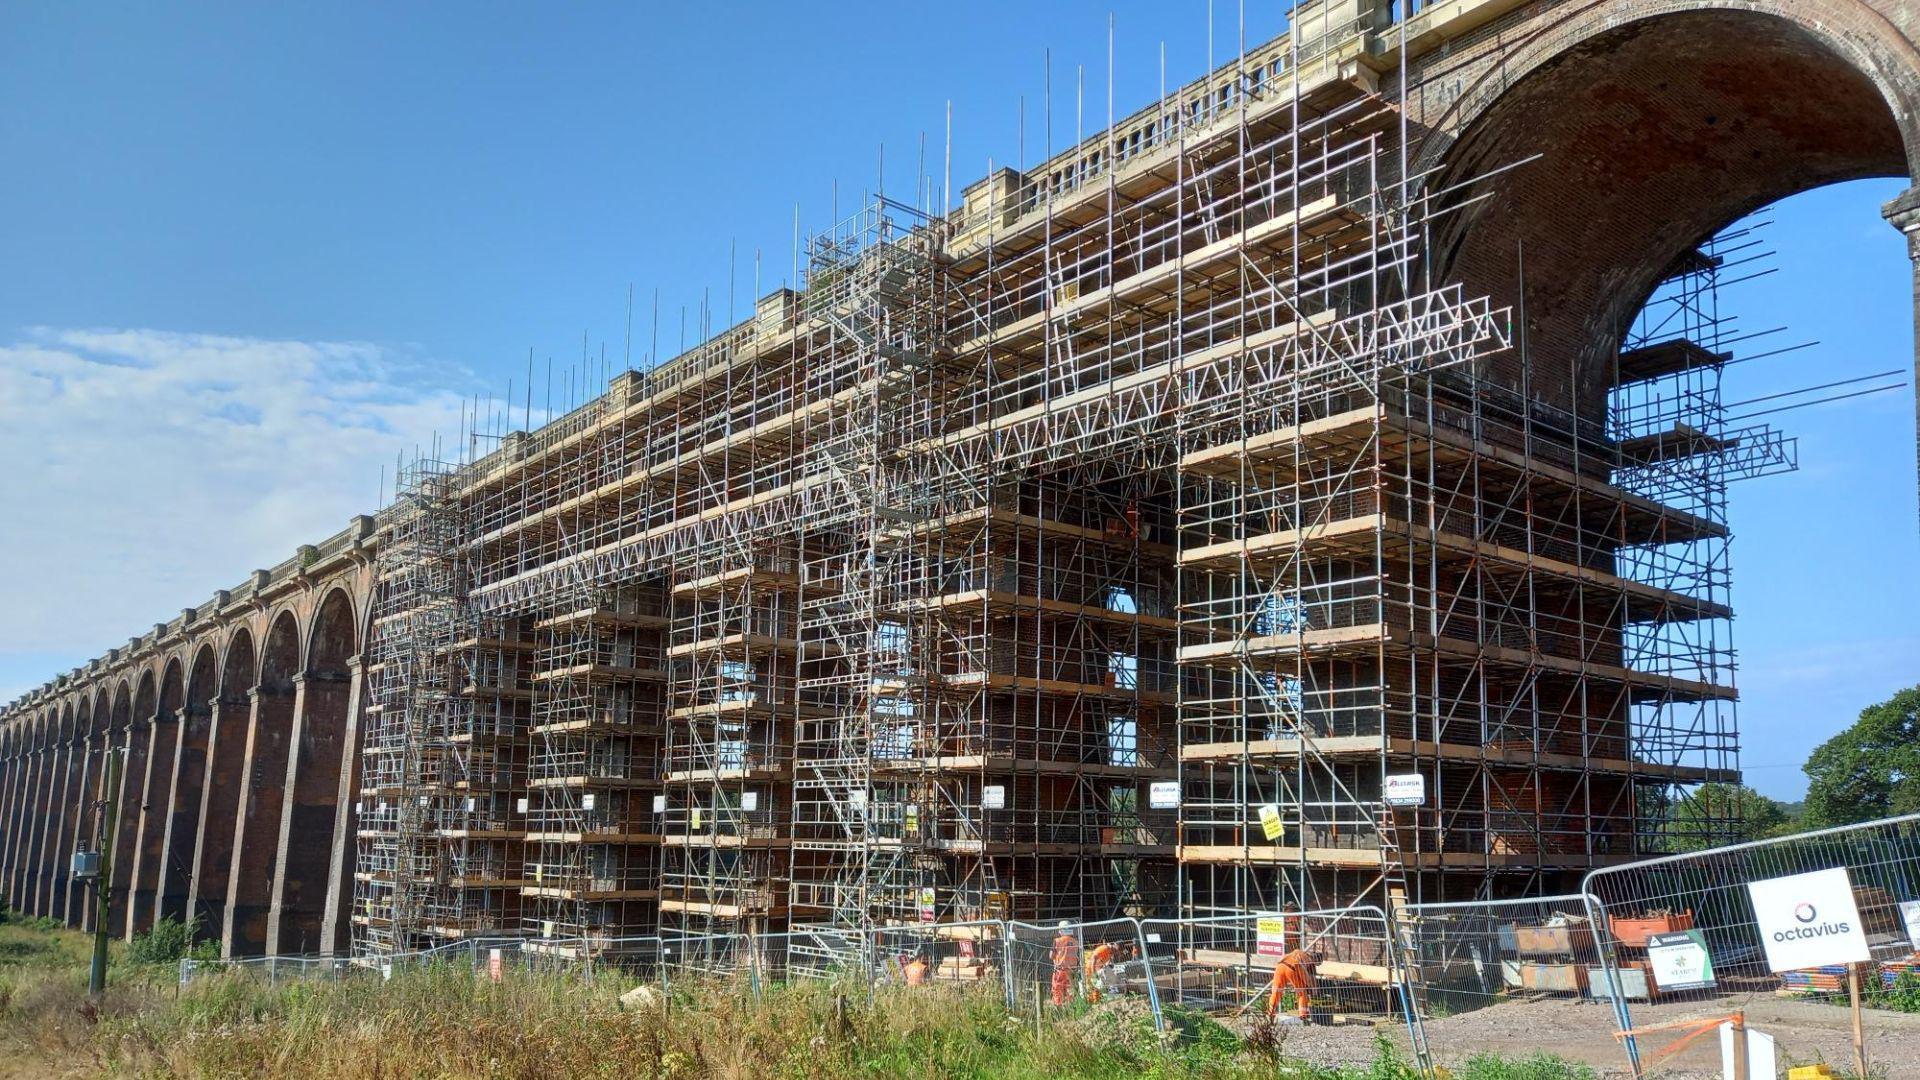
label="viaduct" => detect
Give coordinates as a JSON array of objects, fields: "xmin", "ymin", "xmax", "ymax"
[{"xmin": 3, "ymin": 0, "xmax": 1919, "ymax": 959}]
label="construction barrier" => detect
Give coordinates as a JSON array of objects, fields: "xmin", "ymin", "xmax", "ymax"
[
  {"xmin": 1005, "ymin": 917, "xmax": 1154, "ymax": 1019},
  {"xmin": 1394, "ymin": 894, "xmax": 1617, "ymax": 1068},
  {"xmin": 1585, "ymin": 812, "xmax": 1920, "ymax": 1077},
  {"xmin": 168, "ymin": 812, "xmax": 1920, "ymax": 1080}
]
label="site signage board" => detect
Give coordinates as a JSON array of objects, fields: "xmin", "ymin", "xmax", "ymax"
[
  {"xmin": 1383, "ymin": 774, "xmax": 1426, "ymax": 807},
  {"xmin": 1256, "ymin": 917, "xmax": 1288, "ymax": 957},
  {"xmin": 1257, "ymin": 804, "xmax": 1284, "ymax": 841},
  {"xmin": 1746, "ymin": 866, "xmax": 1870, "ymax": 973},
  {"xmin": 1646, "ymin": 930, "xmax": 1715, "ymax": 991},
  {"xmin": 1148, "ymin": 781, "xmax": 1180, "ymax": 809},
  {"xmin": 1902, "ymin": 899, "xmax": 1920, "ymax": 952}
]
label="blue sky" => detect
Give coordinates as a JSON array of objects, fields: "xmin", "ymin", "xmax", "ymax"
[{"xmin": 1, "ymin": 3, "xmax": 1913, "ymax": 800}]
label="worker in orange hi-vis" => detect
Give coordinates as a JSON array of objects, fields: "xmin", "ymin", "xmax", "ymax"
[
  {"xmin": 1082, "ymin": 940, "xmax": 1119, "ymax": 1003},
  {"xmin": 902, "ymin": 951, "xmax": 930, "ymax": 987},
  {"xmin": 1049, "ymin": 922, "xmax": 1080, "ymax": 1007},
  {"xmin": 1265, "ymin": 947, "xmax": 1318, "ymax": 1022}
]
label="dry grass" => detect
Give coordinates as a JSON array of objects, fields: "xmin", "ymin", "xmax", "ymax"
[{"xmin": 0, "ymin": 914, "xmax": 1589, "ymax": 1080}]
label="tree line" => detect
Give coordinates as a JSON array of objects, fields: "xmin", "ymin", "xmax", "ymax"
[{"xmin": 1655, "ymin": 685, "xmax": 1920, "ymax": 852}]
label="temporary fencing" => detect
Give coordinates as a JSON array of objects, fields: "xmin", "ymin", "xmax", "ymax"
[
  {"xmin": 1585, "ymin": 812, "xmax": 1920, "ymax": 1077},
  {"xmin": 171, "ymin": 811, "xmax": 1920, "ymax": 1080},
  {"xmin": 1394, "ymin": 894, "xmax": 1617, "ymax": 1064},
  {"xmin": 1006, "ymin": 917, "xmax": 1156, "ymax": 1019}
]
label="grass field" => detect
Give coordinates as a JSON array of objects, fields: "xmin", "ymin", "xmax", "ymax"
[{"xmin": 0, "ymin": 908, "xmax": 1599, "ymax": 1079}]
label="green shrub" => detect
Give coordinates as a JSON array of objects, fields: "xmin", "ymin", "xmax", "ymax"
[{"xmin": 125, "ymin": 915, "xmax": 202, "ymax": 966}]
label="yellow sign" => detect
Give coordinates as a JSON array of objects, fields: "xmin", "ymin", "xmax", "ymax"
[
  {"xmin": 691, "ymin": 806, "xmax": 703, "ymax": 830},
  {"xmin": 1257, "ymin": 804, "xmax": 1283, "ymax": 841}
]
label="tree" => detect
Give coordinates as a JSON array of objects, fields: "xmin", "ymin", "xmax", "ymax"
[
  {"xmin": 1802, "ymin": 686, "xmax": 1920, "ymax": 829},
  {"xmin": 1657, "ymin": 783, "xmax": 1793, "ymax": 852}
]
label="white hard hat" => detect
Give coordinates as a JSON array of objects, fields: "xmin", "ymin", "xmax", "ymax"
[{"xmin": 1058, "ymin": 920, "xmax": 1071, "ymax": 931}]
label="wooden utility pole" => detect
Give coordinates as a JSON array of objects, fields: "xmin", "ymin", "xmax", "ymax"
[{"xmin": 88, "ymin": 748, "xmax": 121, "ymax": 998}]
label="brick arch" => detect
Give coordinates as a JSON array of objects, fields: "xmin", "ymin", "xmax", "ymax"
[
  {"xmin": 107, "ymin": 668, "xmax": 161, "ymax": 934},
  {"xmin": 270, "ymin": 586, "xmax": 360, "ymax": 954},
  {"xmin": 125, "ymin": 655, "xmax": 188, "ymax": 934},
  {"xmin": 224, "ymin": 609, "xmax": 302, "ymax": 955},
  {"xmin": 156, "ymin": 641, "xmax": 221, "ymax": 926},
  {"xmin": 191, "ymin": 625, "xmax": 256, "ymax": 941},
  {"xmin": 1415, "ymin": 3, "xmax": 1915, "ymax": 419}
]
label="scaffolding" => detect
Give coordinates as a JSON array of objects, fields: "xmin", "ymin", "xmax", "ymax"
[
  {"xmin": 522, "ymin": 582, "xmax": 666, "ymax": 955},
  {"xmin": 355, "ymin": 461, "xmax": 531, "ymax": 957},
  {"xmin": 352, "ymin": 2, "xmax": 1795, "ymax": 963}
]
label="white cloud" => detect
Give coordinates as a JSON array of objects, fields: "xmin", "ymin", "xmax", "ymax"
[{"xmin": 0, "ymin": 327, "xmax": 469, "ymax": 675}]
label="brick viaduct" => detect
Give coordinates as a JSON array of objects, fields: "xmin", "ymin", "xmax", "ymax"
[
  {"xmin": 4, "ymin": 0, "xmax": 1920, "ymax": 957},
  {"xmin": 0, "ymin": 520, "xmax": 374, "ymax": 956}
]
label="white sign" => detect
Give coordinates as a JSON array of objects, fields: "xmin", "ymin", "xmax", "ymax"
[
  {"xmin": 652, "ymin": 795, "xmax": 666, "ymax": 813},
  {"xmin": 1256, "ymin": 917, "xmax": 1288, "ymax": 957},
  {"xmin": 982, "ymin": 785, "xmax": 1006, "ymax": 810},
  {"xmin": 741, "ymin": 791, "xmax": 759, "ymax": 812},
  {"xmin": 1148, "ymin": 781, "xmax": 1181, "ymax": 810},
  {"xmin": 1902, "ymin": 900, "xmax": 1920, "ymax": 952},
  {"xmin": 515, "ymin": 798, "xmax": 528, "ymax": 814},
  {"xmin": 1747, "ymin": 867, "xmax": 1871, "ymax": 973},
  {"xmin": 581, "ymin": 794, "xmax": 595, "ymax": 811},
  {"xmin": 1646, "ymin": 930, "xmax": 1715, "ymax": 991},
  {"xmin": 1719, "ymin": 1023, "xmax": 1776, "ymax": 1080},
  {"xmin": 1383, "ymin": 773, "xmax": 1426, "ymax": 807}
]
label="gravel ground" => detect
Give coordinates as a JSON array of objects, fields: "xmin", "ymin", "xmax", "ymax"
[{"xmin": 1262, "ymin": 995, "xmax": 1920, "ymax": 1078}]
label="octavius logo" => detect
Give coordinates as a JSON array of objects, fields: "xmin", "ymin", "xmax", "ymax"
[{"xmin": 1775, "ymin": 899, "xmax": 1850, "ymax": 942}]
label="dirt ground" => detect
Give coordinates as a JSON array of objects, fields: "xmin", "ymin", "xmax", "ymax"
[{"xmin": 1268, "ymin": 995, "xmax": 1920, "ymax": 1079}]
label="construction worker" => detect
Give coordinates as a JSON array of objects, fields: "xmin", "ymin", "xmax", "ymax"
[
  {"xmin": 1049, "ymin": 922, "xmax": 1079, "ymax": 1007},
  {"xmin": 902, "ymin": 951, "xmax": 930, "ymax": 987},
  {"xmin": 1083, "ymin": 939, "xmax": 1134, "ymax": 1003},
  {"xmin": 1265, "ymin": 947, "xmax": 1318, "ymax": 1022}
]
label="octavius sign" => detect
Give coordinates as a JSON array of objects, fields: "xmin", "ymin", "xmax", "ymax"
[{"xmin": 1745, "ymin": 866, "xmax": 1871, "ymax": 973}]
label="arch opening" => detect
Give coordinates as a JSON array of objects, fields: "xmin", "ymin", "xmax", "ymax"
[
  {"xmin": 190, "ymin": 628, "xmax": 254, "ymax": 943},
  {"xmin": 226, "ymin": 612, "xmax": 300, "ymax": 956},
  {"xmin": 1430, "ymin": 8, "xmax": 1910, "ymax": 416},
  {"xmin": 1421, "ymin": 5, "xmax": 1918, "ymax": 861},
  {"xmin": 157, "ymin": 643, "xmax": 220, "ymax": 926},
  {"xmin": 271, "ymin": 589, "xmax": 359, "ymax": 955}
]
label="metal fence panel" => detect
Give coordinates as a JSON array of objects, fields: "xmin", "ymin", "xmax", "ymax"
[
  {"xmin": 1586, "ymin": 813, "xmax": 1920, "ymax": 1077},
  {"xmin": 1395, "ymin": 894, "xmax": 1618, "ymax": 1070}
]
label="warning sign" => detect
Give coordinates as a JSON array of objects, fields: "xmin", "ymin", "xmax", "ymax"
[
  {"xmin": 1257, "ymin": 804, "xmax": 1283, "ymax": 842},
  {"xmin": 1646, "ymin": 930, "xmax": 1715, "ymax": 991},
  {"xmin": 918, "ymin": 886, "xmax": 937, "ymax": 922},
  {"xmin": 1256, "ymin": 917, "xmax": 1288, "ymax": 957}
]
